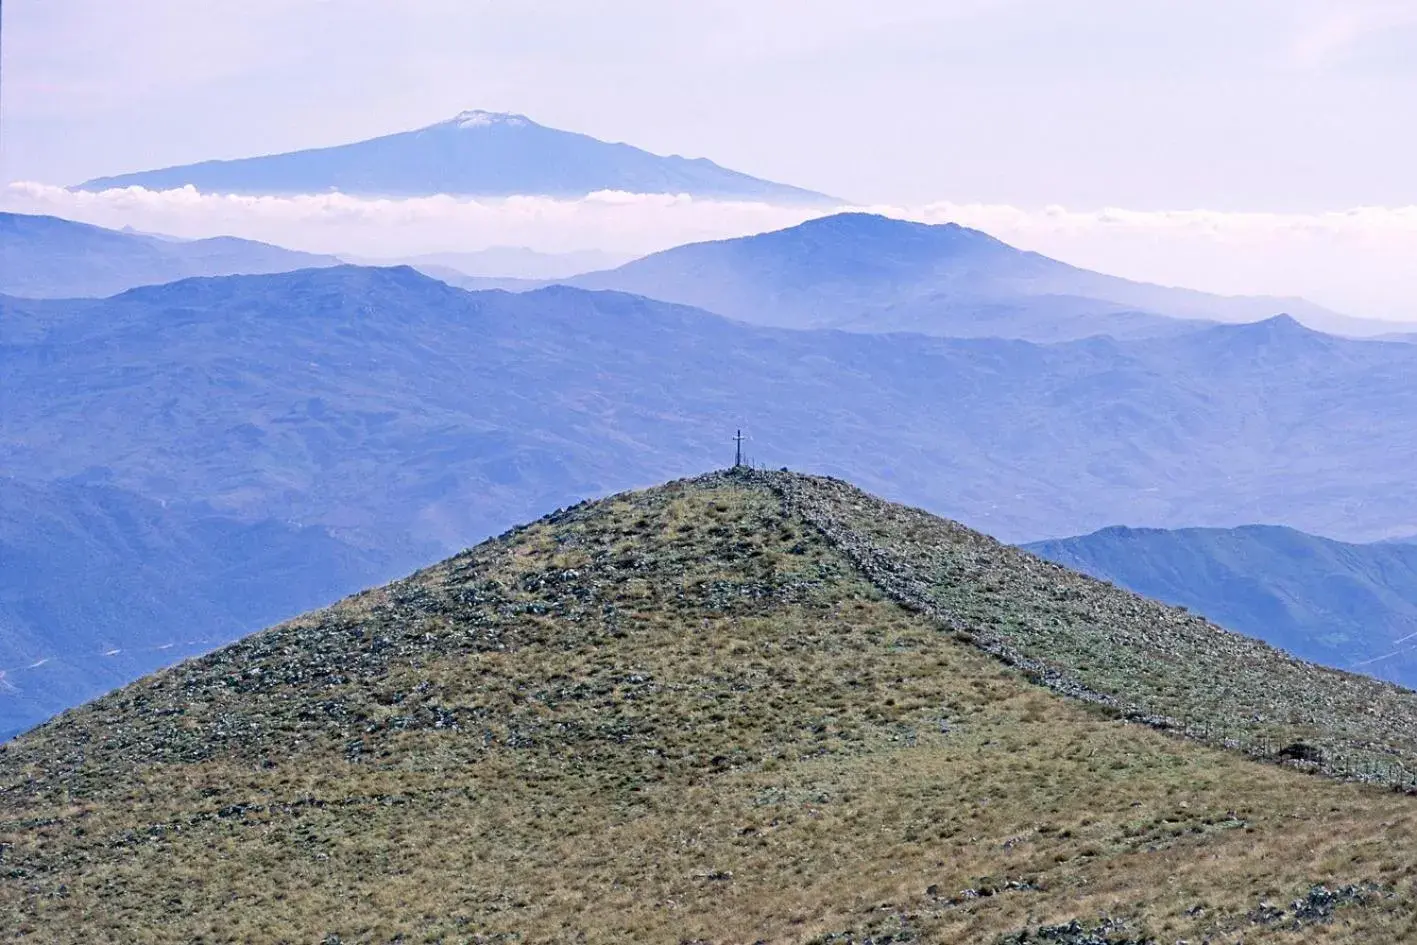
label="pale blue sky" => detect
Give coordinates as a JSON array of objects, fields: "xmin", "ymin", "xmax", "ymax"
[
  {"xmin": 7, "ymin": 0, "xmax": 1416, "ymax": 206},
  {"xmin": 4, "ymin": 1, "xmax": 1417, "ymax": 318}
]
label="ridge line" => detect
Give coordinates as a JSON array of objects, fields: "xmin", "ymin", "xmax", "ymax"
[
  {"xmin": 744, "ymin": 468, "xmax": 1138, "ymax": 714},
  {"xmin": 737, "ymin": 467, "xmax": 1413, "ymax": 788}
]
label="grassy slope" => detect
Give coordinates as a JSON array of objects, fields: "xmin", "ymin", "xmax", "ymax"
[
  {"xmin": 769, "ymin": 471, "xmax": 1417, "ymax": 778},
  {"xmin": 2, "ymin": 474, "xmax": 1416, "ymax": 943}
]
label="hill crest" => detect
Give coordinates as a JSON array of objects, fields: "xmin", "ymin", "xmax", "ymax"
[
  {"xmin": 16, "ymin": 467, "xmax": 1417, "ymax": 777},
  {"xmin": 6, "ymin": 468, "xmax": 1417, "ymax": 941}
]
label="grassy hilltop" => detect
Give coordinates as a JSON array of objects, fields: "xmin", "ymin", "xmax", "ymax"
[{"xmin": 3, "ymin": 471, "xmax": 1416, "ymax": 943}]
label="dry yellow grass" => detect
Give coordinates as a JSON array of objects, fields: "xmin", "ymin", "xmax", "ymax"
[{"xmin": 2, "ymin": 476, "xmax": 1415, "ymax": 943}]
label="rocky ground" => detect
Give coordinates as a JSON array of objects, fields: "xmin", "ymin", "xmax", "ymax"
[
  {"xmin": 2, "ymin": 470, "xmax": 1415, "ymax": 943},
  {"xmin": 753, "ymin": 468, "xmax": 1417, "ymax": 783}
]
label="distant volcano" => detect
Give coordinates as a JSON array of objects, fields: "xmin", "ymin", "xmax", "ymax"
[{"xmin": 74, "ymin": 109, "xmax": 834, "ymax": 202}]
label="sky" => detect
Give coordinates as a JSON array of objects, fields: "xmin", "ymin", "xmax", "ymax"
[{"xmin": 4, "ymin": 0, "xmax": 1417, "ymax": 319}]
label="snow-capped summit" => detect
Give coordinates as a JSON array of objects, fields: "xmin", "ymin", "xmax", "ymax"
[
  {"xmin": 445, "ymin": 109, "xmax": 531, "ymax": 130},
  {"xmin": 75, "ymin": 112, "xmax": 832, "ymax": 202}
]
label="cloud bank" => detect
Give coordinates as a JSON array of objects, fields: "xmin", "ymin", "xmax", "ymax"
[{"xmin": 7, "ymin": 182, "xmax": 1417, "ymax": 321}]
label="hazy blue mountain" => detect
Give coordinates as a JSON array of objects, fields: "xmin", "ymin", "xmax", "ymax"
[
  {"xmin": 1024, "ymin": 525, "xmax": 1417, "ymax": 689},
  {"xmin": 404, "ymin": 267, "xmax": 542, "ymax": 293},
  {"xmin": 8, "ymin": 265, "xmax": 1417, "ymax": 733},
  {"xmin": 0, "ymin": 476, "xmax": 402, "ymax": 739},
  {"xmin": 0, "ymin": 212, "xmax": 338, "ymax": 298},
  {"xmin": 76, "ymin": 110, "xmax": 832, "ymax": 202},
  {"xmin": 7, "ymin": 268, "xmax": 1417, "ymax": 545},
  {"xmin": 570, "ymin": 212, "xmax": 1361, "ymax": 340}
]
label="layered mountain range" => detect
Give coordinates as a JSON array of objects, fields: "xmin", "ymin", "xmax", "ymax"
[
  {"xmin": 5, "ymin": 208, "xmax": 1417, "ymax": 740},
  {"xmin": 10, "ymin": 264, "xmax": 1412, "ymax": 543},
  {"xmin": 6, "ymin": 258, "xmax": 1417, "ymax": 735}
]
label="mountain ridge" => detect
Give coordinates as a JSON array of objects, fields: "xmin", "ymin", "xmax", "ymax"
[
  {"xmin": 0, "ymin": 211, "xmax": 340, "ymax": 299},
  {"xmin": 10, "ymin": 261, "xmax": 1417, "ymax": 547},
  {"xmin": 348, "ymin": 245, "xmax": 634, "ymax": 280},
  {"xmin": 568, "ymin": 212, "xmax": 1376, "ymax": 340}
]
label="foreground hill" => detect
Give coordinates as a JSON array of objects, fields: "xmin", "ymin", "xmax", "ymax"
[
  {"xmin": 571, "ymin": 213, "xmax": 1367, "ymax": 339},
  {"xmin": 0, "ymin": 212, "xmax": 338, "ymax": 298},
  {"xmin": 3, "ymin": 471, "xmax": 1416, "ymax": 943},
  {"xmin": 75, "ymin": 109, "xmax": 830, "ymax": 202},
  {"xmin": 1025, "ymin": 524, "xmax": 1417, "ymax": 689}
]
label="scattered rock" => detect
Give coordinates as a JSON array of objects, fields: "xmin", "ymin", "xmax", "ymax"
[
  {"xmin": 1000, "ymin": 917, "xmax": 1152, "ymax": 945},
  {"xmin": 1249, "ymin": 883, "xmax": 1380, "ymax": 928}
]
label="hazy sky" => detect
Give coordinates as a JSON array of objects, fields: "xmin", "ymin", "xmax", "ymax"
[{"xmin": 4, "ymin": 1, "xmax": 1417, "ymax": 318}]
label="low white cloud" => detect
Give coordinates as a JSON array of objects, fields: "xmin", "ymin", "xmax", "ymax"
[
  {"xmin": 7, "ymin": 181, "xmax": 1417, "ymax": 321},
  {"xmin": 4, "ymin": 182, "xmax": 820, "ymax": 257}
]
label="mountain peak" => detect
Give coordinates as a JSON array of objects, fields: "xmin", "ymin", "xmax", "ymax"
[
  {"xmin": 568, "ymin": 211, "xmax": 1028, "ymax": 329},
  {"xmin": 1214, "ymin": 312, "xmax": 1332, "ymax": 345},
  {"xmin": 788, "ymin": 212, "xmax": 986, "ymax": 241},
  {"xmin": 1251, "ymin": 313, "xmax": 1305, "ymax": 330}
]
